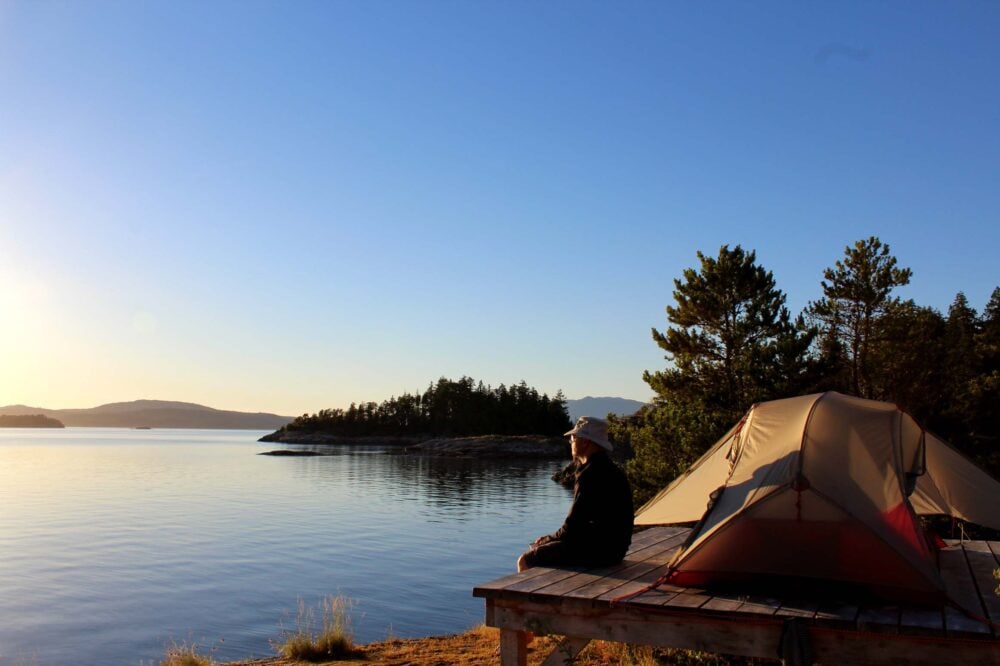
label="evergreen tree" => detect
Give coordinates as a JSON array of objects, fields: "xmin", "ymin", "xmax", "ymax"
[
  {"xmin": 807, "ymin": 237, "xmax": 912, "ymax": 398},
  {"xmin": 965, "ymin": 287, "xmax": 1000, "ymax": 470},
  {"xmin": 868, "ymin": 300, "xmax": 947, "ymax": 422},
  {"xmin": 623, "ymin": 245, "xmax": 815, "ymax": 506},
  {"xmin": 644, "ymin": 244, "xmax": 814, "ymax": 414},
  {"xmin": 284, "ymin": 376, "xmax": 571, "ymax": 437}
]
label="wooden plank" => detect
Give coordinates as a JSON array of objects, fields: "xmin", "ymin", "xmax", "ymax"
[
  {"xmin": 856, "ymin": 605, "xmax": 900, "ymax": 633},
  {"xmin": 630, "ymin": 525, "xmax": 690, "ymax": 547},
  {"xmin": 661, "ymin": 590, "xmax": 712, "ymax": 609},
  {"xmin": 488, "ymin": 598, "xmax": 1000, "ymax": 665},
  {"xmin": 474, "ymin": 565, "xmax": 567, "ymax": 596},
  {"xmin": 813, "ymin": 601, "xmax": 859, "ymax": 624},
  {"xmin": 962, "ymin": 543, "xmax": 1000, "ymax": 636},
  {"xmin": 502, "ymin": 567, "xmax": 588, "ymax": 595},
  {"xmin": 988, "ymin": 541, "xmax": 1000, "ymax": 562},
  {"xmin": 700, "ymin": 593, "xmax": 748, "ymax": 613},
  {"xmin": 618, "ymin": 531, "xmax": 689, "ymax": 566},
  {"xmin": 567, "ymin": 540, "xmax": 685, "ymax": 602},
  {"xmin": 774, "ymin": 598, "xmax": 818, "ymax": 619},
  {"xmin": 941, "ymin": 546, "xmax": 993, "ymax": 636},
  {"xmin": 499, "ymin": 628, "xmax": 527, "ymax": 666},
  {"xmin": 586, "ymin": 563, "xmax": 675, "ymax": 602},
  {"xmin": 626, "ymin": 527, "xmax": 691, "ymax": 559},
  {"xmin": 622, "ymin": 526, "xmax": 677, "ymax": 552},
  {"xmin": 491, "ymin": 598, "xmax": 783, "ymax": 660},
  {"xmin": 967, "ymin": 540, "xmax": 1000, "ymax": 565},
  {"xmin": 474, "ymin": 525, "xmax": 687, "ymax": 600},
  {"xmin": 734, "ymin": 594, "xmax": 782, "ymax": 617},
  {"xmin": 900, "ymin": 607, "xmax": 944, "ymax": 634},
  {"xmin": 589, "ymin": 558, "xmax": 677, "ymax": 602},
  {"xmin": 625, "ymin": 585, "xmax": 681, "ymax": 607},
  {"xmin": 808, "ymin": 629, "xmax": 1000, "ymax": 665},
  {"xmin": 540, "ymin": 636, "xmax": 590, "ymax": 666},
  {"xmin": 531, "ymin": 532, "xmax": 688, "ymax": 598}
]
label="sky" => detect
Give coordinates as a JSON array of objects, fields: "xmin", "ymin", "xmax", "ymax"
[{"xmin": 1, "ymin": 2, "xmax": 998, "ymax": 416}]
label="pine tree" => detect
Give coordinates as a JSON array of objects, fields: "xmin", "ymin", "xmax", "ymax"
[
  {"xmin": 624, "ymin": 245, "xmax": 815, "ymax": 505},
  {"xmin": 807, "ymin": 237, "xmax": 912, "ymax": 398},
  {"xmin": 644, "ymin": 244, "xmax": 813, "ymax": 414}
]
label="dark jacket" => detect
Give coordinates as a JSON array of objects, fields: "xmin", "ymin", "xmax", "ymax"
[{"xmin": 551, "ymin": 451, "xmax": 634, "ymax": 562}]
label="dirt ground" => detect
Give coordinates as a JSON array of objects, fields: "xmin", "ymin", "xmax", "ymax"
[{"xmin": 222, "ymin": 625, "xmax": 763, "ymax": 666}]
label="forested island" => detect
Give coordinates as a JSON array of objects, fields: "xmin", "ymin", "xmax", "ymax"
[
  {"xmin": 0, "ymin": 414, "xmax": 65, "ymax": 428},
  {"xmin": 260, "ymin": 376, "xmax": 573, "ymax": 458}
]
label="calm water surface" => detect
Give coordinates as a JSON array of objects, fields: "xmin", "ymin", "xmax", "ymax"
[{"xmin": 0, "ymin": 428, "xmax": 571, "ymax": 665}]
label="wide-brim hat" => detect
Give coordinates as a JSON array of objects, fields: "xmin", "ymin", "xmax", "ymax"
[{"xmin": 564, "ymin": 416, "xmax": 613, "ymax": 452}]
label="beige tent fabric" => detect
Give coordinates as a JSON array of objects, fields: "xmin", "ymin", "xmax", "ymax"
[
  {"xmin": 912, "ymin": 433, "xmax": 1000, "ymax": 531},
  {"xmin": 693, "ymin": 394, "xmax": 814, "ymax": 540},
  {"xmin": 634, "ymin": 391, "xmax": 1000, "ymax": 599},
  {"xmin": 631, "ymin": 422, "xmax": 738, "ymax": 525},
  {"xmin": 636, "ymin": 392, "xmax": 1000, "ymax": 529}
]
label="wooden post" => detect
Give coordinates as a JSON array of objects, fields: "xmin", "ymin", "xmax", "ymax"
[
  {"xmin": 541, "ymin": 636, "xmax": 591, "ymax": 665},
  {"xmin": 499, "ymin": 628, "xmax": 527, "ymax": 666}
]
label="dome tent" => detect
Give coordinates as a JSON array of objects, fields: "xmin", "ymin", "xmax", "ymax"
[{"xmin": 635, "ymin": 392, "xmax": 1000, "ymax": 602}]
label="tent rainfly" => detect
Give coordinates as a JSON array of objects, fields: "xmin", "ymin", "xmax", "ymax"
[{"xmin": 635, "ymin": 391, "xmax": 1000, "ymax": 602}]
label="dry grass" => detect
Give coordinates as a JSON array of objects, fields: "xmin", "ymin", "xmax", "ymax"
[
  {"xmin": 275, "ymin": 596, "xmax": 361, "ymax": 663},
  {"xmin": 161, "ymin": 640, "xmax": 217, "ymax": 666},
  {"xmin": 225, "ymin": 625, "xmax": 771, "ymax": 665}
]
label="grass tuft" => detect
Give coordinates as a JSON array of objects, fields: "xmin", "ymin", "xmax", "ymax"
[
  {"xmin": 277, "ymin": 595, "xmax": 360, "ymax": 662},
  {"xmin": 159, "ymin": 641, "xmax": 216, "ymax": 666}
]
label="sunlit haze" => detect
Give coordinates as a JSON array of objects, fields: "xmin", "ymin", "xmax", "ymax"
[{"xmin": 2, "ymin": 2, "xmax": 998, "ymax": 415}]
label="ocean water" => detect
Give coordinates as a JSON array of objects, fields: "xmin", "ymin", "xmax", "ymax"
[{"xmin": 0, "ymin": 428, "xmax": 571, "ymax": 665}]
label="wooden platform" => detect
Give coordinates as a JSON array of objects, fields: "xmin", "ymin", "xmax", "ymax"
[{"xmin": 473, "ymin": 526, "xmax": 1000, "ymax": 665}]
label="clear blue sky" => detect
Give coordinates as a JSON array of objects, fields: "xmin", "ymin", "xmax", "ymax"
[{"xmin": 2, "ymin": 2, "xmax": 998, "ymax": 415}]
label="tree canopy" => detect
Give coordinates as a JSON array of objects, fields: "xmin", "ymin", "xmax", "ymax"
[
  {"xmin": 618, "ymin": 238, "xmax": 998, "ymax": 507},
  {"xmin": 287, "ymin": 376, "xmax": 571, "ymax": 438}
]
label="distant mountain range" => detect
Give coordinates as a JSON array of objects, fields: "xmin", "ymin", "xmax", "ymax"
[
  {"xmin": 0, "ymin": 397, "xmax": 641, "ymax": 431},
  {"xmin": 0, "ymin": 400, "xmax": 294, "ymax": 430},
  {"xmin": 565, "ymin": 396, "xmax": 646, "ymax": 422}
]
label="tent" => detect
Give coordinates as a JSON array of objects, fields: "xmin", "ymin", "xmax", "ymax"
[{"xmin": 635, "ymin": 391, "xmax": 1000, "ymax": 602}]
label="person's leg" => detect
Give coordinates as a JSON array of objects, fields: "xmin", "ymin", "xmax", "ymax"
[
  {"xmin": 517, "ymin": 540, "xmax": 579, "ymax": 571},
  {"xmin": 516, "ymin": 549, "xmax": 532, "ymax": 572}
]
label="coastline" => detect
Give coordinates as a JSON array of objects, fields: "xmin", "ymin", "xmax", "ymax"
[{"xmin": 258, "ymin": 432, "xmax": 570, "ymax": 460}]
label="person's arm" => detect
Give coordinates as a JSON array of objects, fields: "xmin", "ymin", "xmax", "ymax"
[{"xmin": 551, "ymin": 465, "xmax": 598, "ymax": 542}]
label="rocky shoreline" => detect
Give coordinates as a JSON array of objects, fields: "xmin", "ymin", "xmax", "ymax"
[
  {"xmin": 258, "ymin": 431, "xmax": 424, "ymax": 446},
  {"xmin": 258, "ymin": 431, "xmax": 570, "ymax": 460},
  {"xmin": 399, "ymin": 434, "xmax": 568, "ymax": 458}
]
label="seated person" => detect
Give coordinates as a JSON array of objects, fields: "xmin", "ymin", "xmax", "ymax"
[{"xmin": 518, "ymin": 416, "xmax": 634, "ymax": 571}]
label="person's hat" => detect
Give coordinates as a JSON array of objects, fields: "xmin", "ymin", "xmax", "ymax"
[{"xmin": 564, "ymin": 416, "xmax": 613, "ymax": 452}]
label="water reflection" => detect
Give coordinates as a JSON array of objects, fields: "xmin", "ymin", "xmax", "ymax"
[
  {"xmin": 0, "ymin": 430, "xmax": 572, "ymax": 665},
  {"xmin": 277, "ymin": 443, "xmax": 571, "ymax": 517}
]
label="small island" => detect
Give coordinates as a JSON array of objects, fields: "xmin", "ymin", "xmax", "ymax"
[
  {"xmin": 0, "ymin": 414, "xmax": 65, "ymax": 428},
  {"xmin": 260, "ymin": 376, "xmax": 573, "ymax": 459}
]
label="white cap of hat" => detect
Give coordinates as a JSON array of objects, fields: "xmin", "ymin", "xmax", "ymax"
[{"xmin": 564, "ymin": 416, "xmax": 613, "ymax": 452}]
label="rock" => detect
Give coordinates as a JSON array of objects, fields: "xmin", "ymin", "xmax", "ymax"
[
  {"xmin": 551, "ymin": 460, "xmax": 578, "ymax": 487},
  {"xmin": 257, "ymin": 450, "xmax": 327, "ymax": 456},
  {"xmin": 257, "ymin": 431, "xmax": 572, "ymax": 460},
  {"xmin": 401, "ymin": 435, "xmax": 569, "ymax": 459},
  {"xmin": 258, "ymin": 431, "xmax": 423, "ymax": 446}
]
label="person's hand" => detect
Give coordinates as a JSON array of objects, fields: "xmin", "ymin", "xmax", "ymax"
[{"xmin": 532, "ymin": 535, "xmax": 554, "ymax": 547}]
